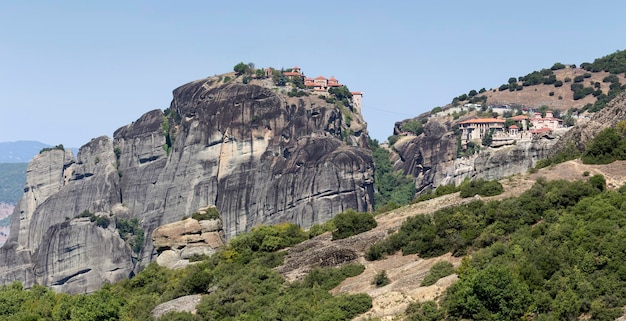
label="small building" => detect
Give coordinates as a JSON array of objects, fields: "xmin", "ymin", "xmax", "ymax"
[
  {"xmin": 531, "ymin": 111, "xmax": 562, "ymax": 130},
  {"xmin": 283, "ymin": 66, "xmax": 303, "ymax": 79},
  {"xmin": 351, "ymin": 92, "xmax": 363, "ymax": 114},
  {"xmin": 510, "ymin": 115, "xmax": 529, "ymax": 130},
  {"xmin": 530, "ymin": 127, "xmax": 552, "ymax": 137},
  {"xmin": 459, "ymin": 118, "xmax": 506, "ymax": 146}
]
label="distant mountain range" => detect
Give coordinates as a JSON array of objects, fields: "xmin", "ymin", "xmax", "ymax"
[
  {"xmin": 0, "ymin": 141, "xmax": 51, "ymax": 163},
  {"xmin": 0, "ymin": 141, "xmax": 79, "ymax": 163}
]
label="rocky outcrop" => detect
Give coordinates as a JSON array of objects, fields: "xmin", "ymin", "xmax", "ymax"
[
  {"xmin": 0, "ymin": 77, "xmax": 374, "ymax": 293},
  {"xmin": 151, "ymin": 294, "xmax": 204, "ymax": 319},
  {"xmin": 152, "ymin": 212, "xmax": 225, "ymax": 269},
  {"xmin": 550, "ymin": 92, "xmax": 626, "ymax": 155},
  {"xmin": 391, "ymin": 117, "xmax": 563, "ymax": 193}
]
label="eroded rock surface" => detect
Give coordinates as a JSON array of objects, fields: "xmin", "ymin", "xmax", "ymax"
[
  {"xmin": 152, "ymin": 211, "xmax": 225, "ymax": 269},
  {"xmin": 0, "ymin": 77, "xmax": 374, "ymax": 293}
]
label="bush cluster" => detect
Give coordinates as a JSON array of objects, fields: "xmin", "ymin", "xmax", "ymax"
[
  {"xmin": 39, "ymin": 144, "xmax": 64, "ymax": 154},
  {"xmin": 458, "ymin": 178, "xmax": 504, "ymax": 198},
  {"xmin": 76, "ymin": 210, "xmax": 110, "ymax": 228},
  {"xmin": 421, "ymin": 261, "xmax": 455, "ymax": 286},
  {"xmin": 370, "ymin": 138, "xmax": 416, "ymax": 209},
  {"xmin": 332, "ymin": 209, "xmax": 377, "ymax": 240},
  {"xmin": 581, "ymin": 121, "xmax": 626, "ymax": 164},
  {"xmin": 191, "ymin": 207, "xmax": 220, "ymax": 221},
  {"xmin": 116, "ymin": 218, "xmax": 144, "ymax": 254}
]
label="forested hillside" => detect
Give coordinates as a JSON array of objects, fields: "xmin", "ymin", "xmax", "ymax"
[{"xmin": 0, "ymin": 222, "xmax": 373, "ymax": 320}]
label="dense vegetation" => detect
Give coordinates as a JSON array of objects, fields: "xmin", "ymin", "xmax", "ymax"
[
  {"xmin": 581, "ymin": 49, "xmax": 626, "ymax": 75},
  {"xmin": 421, "ymin": 261, "xmax": 455, "ymax": 286},
  {"xmin": 458, "ymin": 178, "xmax": 503, "ymax": 198},
  {"xmin": 413, "ymin": 178, "xmax": 503, "ymax": 204},
  {"xmin": 39, "ymin": 144, "xmax": 65, "ymax": 154},
  {"xmin": 0, "ymin": 222, "xmax": 372, "ymax": 320},
  {"xmin": 0, "ymin": 163, "xmax": 27, "ymax": 205},
  {"xmin": 308, "ymin": 208, "xmax": 377, "ymax": 240},
  {"xmin": 331, "ymin": 209, "xmax": 377, "ymax": 240},
  {"xmin": 370, "ymin": 138, "xmax": 416, "ymax": 210},
  {"xmin": 369, "ymin": 175, "xmax": 626, "ymax": 320},
  {"xmin": 581, "ymin": 123, "xmax": 626, "ymax": 164}
]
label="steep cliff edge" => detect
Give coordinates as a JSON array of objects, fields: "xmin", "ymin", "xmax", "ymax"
[{"xmin": 0, "ymin": 76, "xmax": 374, "ymax": 293}]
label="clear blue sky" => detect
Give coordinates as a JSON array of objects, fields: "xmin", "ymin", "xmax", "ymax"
[{"xmin": 2, "ymin": 1, "xmax": 625, "ymax": 148}]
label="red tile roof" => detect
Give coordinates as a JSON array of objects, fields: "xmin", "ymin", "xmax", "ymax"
[
  {"xmin": 351, "ymin": 91, "xmax": 363, "ymax": 95},
  {"xmin": 530, "ymin": 128, "xmax": 552, "ymax": 134},
  {"xmin": 315, "ymin": 76, "xmax": 327, "ymax": 80},
  {"xmin": 459, "ymin": 118, "xmax": 505, "ymax": 124},
  {"xmin": 509, "ymin": 125, "xmax": 519, "ymax": 129},
  {"xmin": 510, "ymin": 115, "xmax": 529, "ymax": 121}
]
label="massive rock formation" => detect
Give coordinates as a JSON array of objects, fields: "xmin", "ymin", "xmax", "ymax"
[
  {"xmin": 391, "ymin": 116, "xmax": 563, "ymax": 193},
  {"xmin": 0, "ymin": 76, "xmax": 374, "ymax": 293}
]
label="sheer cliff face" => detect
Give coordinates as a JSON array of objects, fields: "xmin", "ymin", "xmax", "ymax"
[{"xmin": 0, "ymin": 79, "xmax": 374, "ymax": 293}]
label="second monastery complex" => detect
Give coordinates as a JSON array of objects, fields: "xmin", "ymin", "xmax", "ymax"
[{"xmin": 458, "ymin": 110, "xmax": 564, "ymax": 148}]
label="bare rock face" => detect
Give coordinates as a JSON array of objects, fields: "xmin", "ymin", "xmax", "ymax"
[
  {"xmin": 391, "ymin": 117, "xmax": 562, "ymax": 193},
  {"xmin": 152, "ymin": 211, "xmax": 225, "ymax": 269},
  {"xmin": 151, "ymin": 294, "xmax": 203, "ymax": 319},
  {"xmin": 0, "ymin": 77, "xmax": 374, "ymax": 293}
]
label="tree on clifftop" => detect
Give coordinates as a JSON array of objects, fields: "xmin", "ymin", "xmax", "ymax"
[{"xmin": 233, "ymin": 62, "xmax": 253, "ymax": 75}]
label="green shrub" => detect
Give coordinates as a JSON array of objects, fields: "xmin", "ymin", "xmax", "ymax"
[
  {"xmin": 191, "ymin": 207, "xmax": 220, "ymax": 221},
  {"xmin": 459, "ymin": 179, "xmax": 504, "ymax": 198},
  {"xmin": 95, "ymin": 216, "xmax": 110, "ymax": 228},
  {"xmin": 371, "ymin": 138, "xmax": 416, "ymax": 210},
  {"xmin": 582, "ymin": 127, "xmax": 626, "ymax": 164},
  {"xmin": 332, "ymin": 209, "xmax": 377, "ymax": 240},
  {"xmin": 117, "ymin": 218, "xmax": 145, "ymax": 254},
  {"xmin": 365, "ymin": 242, "xmax": 385, "ymax": 261},
  {"xmin": 228, "ymin": 222, "xmax": 308, "ymax": 254},
  {"xmin": 372, "ymin": 270, "xmax": 389, "ymax": 287},
  {"xmin": 387, "ymin": 135, "xmax": 399, "ymax": 146},
  {"xmin": 39, "ymin": 144, "xmax": 64, "ymax": 154},
  {"xmin": 435, "ymin": 184, "xmax": 459, "ymax": 196},
  {"xmin": 603, "ymin": 74, "xmax": 620, "ymax": 83},
  {"xmin": 308, "ymin": 220, "xmax": 335, "ymax": 238},
  {"xmin": 404, "ymin": 301, "xmax": 445, "ymax": 321},
  {"xmin": 551, "ymin": 62, "xmax": 566, "ymax": 70},
  {"xmin": 589, "ymin": 174, "xmax": 606, "ymax": 192},
  {"xmin": 421, "ymin": 261, "xmax": 455, "ymax": 286},
  {"xmin": 402, "ymin": 120, "xmax": 424, "ymax": 136}
]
